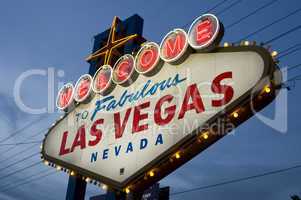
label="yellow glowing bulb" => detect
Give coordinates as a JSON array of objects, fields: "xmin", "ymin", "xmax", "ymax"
[
  {"xmin": 271, "ymin": 51, "xmax": 278, "ymax": 57},
  {"xmin": 40, "ymin": 144, "xmax": 43, "ymax": 149},
  {"xmin": 149, "ymin": 171, "xmax": 155, "ymax": 177},
  {"xmin": 125, "ymin": 188, "xmax": 130, "ymax": 194},
  {"xmin": 265, "ymin": 86, "xmax": 271, "ymax": 93},
  {"xmin": 44, "ymin": 160, "xmax": 49, "ymax": 166},
  {"xmin": 101, "ymin": 184, "xmax": 108, "ymax": 191},
  {"xmin": 85, "ymin": 177, "xmax": 91, "ymax": 183},
  {"xmin": 175, "ymin": 153, "xmax": 181, "ymax": 159},
  {"xmin": 233, "ymin": 112, "xmax": 239, "ymax": 118},
  {"xmin": 56, "ymin": 166, "xmax": 62, "ymax": 171},
  {"xmin": 203, "ymin": 133, "xmax": 209, "ymax": 140},
  {"xmin": 224, "ymin": 42, "xmax": 229, "ymax": 47},
  {"xmin": 70, "ymin": 171, "xmax": 75, "ymax": 176},
  {"xmin": 244, "ymin": 41, "xmax": 250, "ymax": 46}
]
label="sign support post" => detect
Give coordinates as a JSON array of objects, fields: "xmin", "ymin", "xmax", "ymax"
[
  {"xmin": 66, "ymin": 176, "xmax": 87, "ymax": 200},
  {"xmin": 90, "ymin": 184, "xmax": 170, "ymax": 200}
]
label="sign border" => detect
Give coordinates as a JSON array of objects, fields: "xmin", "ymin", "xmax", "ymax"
[{"xmin": 42, "ymin": 45, "xmax": 280, "ymax": 192}]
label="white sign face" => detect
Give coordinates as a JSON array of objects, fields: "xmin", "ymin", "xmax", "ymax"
[{"xmin": 43, "ymin": 49, "xmax": 266, "ymax": 184}]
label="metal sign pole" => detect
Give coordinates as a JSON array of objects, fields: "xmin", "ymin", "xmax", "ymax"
[
  {"xmin": 114, "ymin": 191, "xmax": 127, "ymax": 200},
  {"xmin": 128, "ymin": 192, "xmax": 143, "ymax": 200},
  {"xmin": 90, "ymin": 184, "xmax": 170, "ymax": 200},
  {"xmin": 66, "ymin": 175, "xmax": 87, "ymax": 200}
]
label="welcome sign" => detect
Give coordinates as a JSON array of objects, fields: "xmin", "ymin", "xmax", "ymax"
[{"xmin": 42, "ymin": 14, "xmax": 281, "ymax": 192}]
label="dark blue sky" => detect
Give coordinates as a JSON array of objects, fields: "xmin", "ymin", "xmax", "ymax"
[{"xmin": 0, "ymin": 0, "xmax": 300, "ymax": 199}]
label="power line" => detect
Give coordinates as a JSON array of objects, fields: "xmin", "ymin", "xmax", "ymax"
[
  {"xmin": 0, "ymin": 161, "xmax": 41, "ymax": 180},
  {"xmin": 238, "ymin": 7, "xmax": 301, "ymax": 41},
  {"xmin": 0, "ymin": 170, "xmax": 55, "ymax": 200},
  {"xmin": 286, "ymin": 73, "xmax": 301, "ymax": 82},
  {"xmin": 274, "ymin": 60, "xmax": 300, "ymax": 86},
  {"xmin": 264, "ymin": 25, "xmax": 301, "ymax": 44},
  {"xmin": 0, "ymin": 152, "xmax": 39, "ymax": 172},
  {"xmin": 283, "ymin": 75, "xmax": 301, "ymax": 91},
  {"xmin": 0, "ymin": 127, "xmax": 46, "ymax": 163},
  {"xmin": 180, "ymin": 0, "xmax": 301, "ymax": 50},
  {"xmin": 0, "ymin": 127, "xmax": 47, "ymax": 165},
  {"xmin": 6, "ymin": 5, "xmax": 301, "ymax": 200},
  {"xmin": 171, "ymin": 164, "xmax": 301, "ymax": 196},
  {"xmin": 0, "ymin": 115, "xmax": 48, "ymax": 144},
  {"xmin": 20, "ymin": 127, "xmax": 48, "ymax": 141},
  {"xmin": 278, "ymin": 46, "xmax": 301, "ymax": 59},
  {"xmin": 0, "ymin": 1, "xmax": 298, "ymax": 198},
  {"xmin": 178, "ymin": 0, "xmax": 283, "ymax": 45},
  {"xmin": 0, "ymin": 127, "xmax": 47, "ymax": 155},
  {"xmin": 0, "ymin": 6, "xmax": 298, "ymax": 200},
  {"xmin": 0, "ymin": 143, "xmax": 37, "ymax": 164},
  {"xmin": 264, "ymin": 48, "xmax": 301, "ymax": 89},
  {"xmin": 181, "ymin": 0, "xmax": 231, "ymax": 28},
  {"xmin": 287, "ymin": 63, "xmax": 301, "ymax": 71},
  {"xmin": 0, "ymin": 168, "xmax": 51, "ymax": 189},
  {"xmin": 278, "ymin": 43, "xmax": 301, "ymax": 55},
  {"xmin": 226, "ymin": 0, "xmax": 279, "ymax": 29},
  {"xmin": 215, "ymin": 0, "xmax": 244, "ymax": 16},
  {"xmin": 0, "ymin": 170, "xmax": 56, "ymax": 193},
  {"xmin": 203, "ymin": 0, "xmax": 231, "ymax": 14},
  {"xmin": 0, "ymin": 141, "xmax": 42, "ymax": 147}
]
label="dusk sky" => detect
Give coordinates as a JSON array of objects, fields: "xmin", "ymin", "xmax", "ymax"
[{"xmin": 0, "ymin": 0, "xmax": 300, "ymax": 199}]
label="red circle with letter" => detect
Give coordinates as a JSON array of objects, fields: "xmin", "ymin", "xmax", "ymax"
[
  {"xmin": 188, "ymin": 14, "xmax": 220, "ymax": 50},
  {"xmin": 160, "ymin": 29, "xmax": 188, "ymax": 63},
  {"xmin": 74, "ymin": 74, "xmax": 93, "ymax": 102},
  {"xmin": 92, "ymin": 65, "xmax": 113, "ymax": 94},
  {"xmin": 135, "ymin": 42, "xmax": 160, "ymax": 74},
  {"xmin": 56, "ymin": 83, "xmax": 74, "ymax": 110},
  {"xmin": 113, "ymin": 54, "xmax": 135, "ymax": 84}
]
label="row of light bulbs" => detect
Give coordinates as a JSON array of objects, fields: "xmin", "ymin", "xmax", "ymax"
[
  {"xmin": 223, "ymin": 40, "xmax": 278, "ymax": 58},
  {"xmin": 125, "ymin": 84, "xmax": 272, "ymax": 193},
  {"xmin": 42, "ymin": 159, "xmax": 108, "ymax": 191},
  {"xmin": 42, "ymin": 82, "xmax": 272, "ymax": 194}
]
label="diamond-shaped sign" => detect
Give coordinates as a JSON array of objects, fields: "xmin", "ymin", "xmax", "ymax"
[
  {"xmin": 42, "ymin": 14, "xmax": 281, "ymax": 193},
  {"xmin": 42, "ymin": 45, "xmax": 280, "ymax": 192}
]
